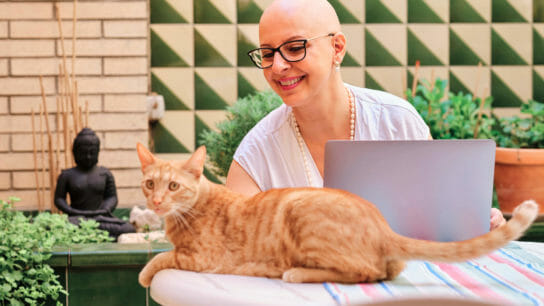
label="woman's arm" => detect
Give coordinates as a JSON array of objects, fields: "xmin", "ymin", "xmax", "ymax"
[{"xmin": 225, "ymin": 160, "xmax": 261, "ymax": 196}]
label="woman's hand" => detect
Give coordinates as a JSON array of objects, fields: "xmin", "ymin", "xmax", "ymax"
[{"xmin": 490, "ymin": 207, "xmax": 506, "ymax": 230}]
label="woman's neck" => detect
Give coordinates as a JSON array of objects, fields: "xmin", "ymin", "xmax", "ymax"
[{"xmin": 291, "ymin": 81, "xmax": 351, "ymax": 144}]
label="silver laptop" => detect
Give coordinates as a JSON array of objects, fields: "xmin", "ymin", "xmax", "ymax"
[{"xmin": 323, "ymin": 140, "xmax": 495, "ymax": 242}]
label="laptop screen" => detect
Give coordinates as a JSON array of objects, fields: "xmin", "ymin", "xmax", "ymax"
[{"xmin": 323, "ymin": 140, "xmax": 495, "ymax": 242}]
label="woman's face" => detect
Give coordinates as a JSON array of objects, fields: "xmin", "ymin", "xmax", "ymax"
[{"xmin": 259, "ymin": 14, "xmax": 335, "ymax": 108}]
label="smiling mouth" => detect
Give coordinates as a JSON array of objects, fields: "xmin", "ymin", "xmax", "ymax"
[{"xmin": 278, "ymin": 76, "xmax": 304, "ymax": 87}]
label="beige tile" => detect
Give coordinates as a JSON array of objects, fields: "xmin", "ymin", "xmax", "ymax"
[
  {"xmin": 10, "ymin": 95, "xmax": 101, "ymax": 114},
  {"xmin": 88, "ymin": 113, "xmax": 148, "ymax": 131},
  {"xmin": 492, "ymin": 24, "xmax": 532, "ymax": 65},
  {"xmin": 104, "ymin": 131, "xmax": 148, "ymax": 149},
  {"xmin": 0, "ymin": 97, "xmax": 7, "ymax": 114},
  {"xmin": 104, "ymin": 57, "xmax": 148, "ymax": 75},
  {"xmin": 151, "ymin": 68, "xmax": 194, "ymax": 109},
  {"xmin": 56, "ymin": 2, "xmax": 147, "ymax": 19},
  {"xmin": 76, "ymin": 76, "xmax": 148, "ymax": 94},
  {"xmin": 57, "ymin": 39, "xmax": 147, "ymax": 56},
  {"xmin": 0, "ymin": 40, "xmax": 55, "ymax": 57},
  {"xmin": 104, "ymin": 94, "xmax": 147, "ymax": 112},
  {"xmin": 10, "ymin": 21, "xmax": 101, "ymax": 38},
  {"xmin": 0, "ymin": 77, "xmax": 56, "ymax": 96},
  {"xmin": 0, "ymin": 172, "xmax": 10, "ymax": 190},
  {"xmin": 11, "ymin": 58, "xmax": 102, "ymax": 76},
  {"xmin": 492, "ymin": 66, "xmax": 532, "ymax": 102},
  {"xmin": 104, "ymin": 20, "xmax": 148, "ymax": 38},
  {"xmin": 151, "ymin": 24, "xmax": 194, "ymax": 67},
  {"xmin": 0, "ymin": 3, "xmax": 53, "ymax": 19}
]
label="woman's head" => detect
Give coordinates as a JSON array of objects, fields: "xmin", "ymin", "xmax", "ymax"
[
  {"xmin": 257, "ymin": 0, "xmax": 346, "ymax": 106},
  {"xmin": 73, "ymin": 128, "xmax": 100, "ymax": 170}
]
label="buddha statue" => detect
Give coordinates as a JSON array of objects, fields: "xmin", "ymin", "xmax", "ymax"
[{"xmin": 54, "ymin": 128, "xmax": 135, "ymax": 239}]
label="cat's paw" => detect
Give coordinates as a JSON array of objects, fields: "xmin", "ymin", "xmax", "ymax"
[
  {"xmin": 138, "ymin": 270, "xmax": 153, "ymax": 288},
  {"xmin": 282, "ymin": 269, "xmax": 304, "ymax": 283}
]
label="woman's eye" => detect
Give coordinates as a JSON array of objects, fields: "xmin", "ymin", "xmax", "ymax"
[
  {"xmin": 287, "ymin": 46, "xmax": 304, "ymax": 52},
  {"xmin": 169, "ymin": 182, "xmax": 180, "ymax": 191},
  {"xmin": 145, "ymin": 180, "xmax": 154, "ymax": 189}
]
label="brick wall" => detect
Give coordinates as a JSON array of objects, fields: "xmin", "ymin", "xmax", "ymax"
[{"xmin": 0, "ymin": 1, "xmax": 150, "ymax": 210}]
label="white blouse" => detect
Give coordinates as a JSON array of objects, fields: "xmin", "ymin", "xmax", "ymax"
[{"xmin": 233, "ymin": 84, "xmax": 430, "ymax": 191}]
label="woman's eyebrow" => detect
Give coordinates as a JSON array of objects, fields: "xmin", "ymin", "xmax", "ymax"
[{"xmin": 260, "ymin": 35, "xmax": 306, "ymax": 47}]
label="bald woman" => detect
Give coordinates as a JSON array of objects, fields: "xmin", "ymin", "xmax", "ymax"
[{"xmin": 226, "ymin": 0, "xmax": 505, "ymax": 230}]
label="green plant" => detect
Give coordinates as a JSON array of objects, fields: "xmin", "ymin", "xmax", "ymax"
[
  {"xmin": 199, "ymin": 90, "xmax": 282, "ymax": 177},
  {"xmin": 0, "ymin": 197, "xmax": 113, "ymax": 305},
  {"xmin": 406, "ymin": 78, "xmax": 495, "ymax": 140},
  {"xmin": 492, "ymin": 99, "xmax": 544, "ymax": 148}
]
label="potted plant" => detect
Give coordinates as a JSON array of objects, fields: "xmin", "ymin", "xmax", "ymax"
[
  {"xmin": 492, "ymin": 99, "xmax": 544, "ymax": 214},
  {"xmin": 406, "ymin": 78, "xmax": 495, "ymax": 140}
]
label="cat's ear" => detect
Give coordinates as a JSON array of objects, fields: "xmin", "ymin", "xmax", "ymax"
[
  {"xmin": 136, "ymin": 142, "xmax": 155, "ymax": 172},
  {"xmin": 184, "ymin": 146, "xmax": 206, "ymax": 178}
]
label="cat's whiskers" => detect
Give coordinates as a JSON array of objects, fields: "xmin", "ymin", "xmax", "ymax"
[{"xmin": 174, "ymin": 211, "xmax": 196, "ymax": 235}]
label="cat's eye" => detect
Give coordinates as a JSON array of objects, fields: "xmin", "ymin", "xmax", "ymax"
[
  {"xmin": 145, "ymin": 180, "xmax": 154, "ymax": 189},
  {"xmin": 168, "ymin": 182, "xmax": 180, "ymax": 191}
]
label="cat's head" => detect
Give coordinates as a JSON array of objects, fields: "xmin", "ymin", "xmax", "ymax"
[{"xmin": 136, "ymin": 143, "xmax": 207, "ymax": 217}]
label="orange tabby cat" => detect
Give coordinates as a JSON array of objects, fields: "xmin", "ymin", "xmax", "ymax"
[{"xmin": 136, "ymin": 143, "xmax": 539, "ymax": 287}]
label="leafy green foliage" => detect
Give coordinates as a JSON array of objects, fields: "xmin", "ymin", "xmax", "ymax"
[
  {"xmin": 0, "ymin": 197, "xmax": 113, "ymax": 305},
  {"xmin": 492, "ymin": 99, "xmax": 544, "ymax": 148},
  {"xmin": 199, "ymin": 90, "xmax": 282, "ymax": 177},
  {"xmin": 406, "ymin": 78, "xmax": 495, "ymax": 140}
]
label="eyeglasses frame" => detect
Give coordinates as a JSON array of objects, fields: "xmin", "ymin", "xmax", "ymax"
[{"xmin": 247, "ymin": 33, "xmax": 335, "ymax": 69}]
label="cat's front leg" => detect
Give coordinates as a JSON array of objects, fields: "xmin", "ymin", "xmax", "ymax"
[{"xmin": 139, "ymin": 251, "xmax": 177, "ymax": 287}]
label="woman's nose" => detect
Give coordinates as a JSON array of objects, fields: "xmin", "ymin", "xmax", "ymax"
[{"xmin": 271, "ymin": 51, "xmax": 290, "ymax": 73}]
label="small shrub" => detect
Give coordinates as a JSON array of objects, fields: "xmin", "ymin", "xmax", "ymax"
[
  {"xmin": 492, "ymin": 99, "xmax": 544, "ymax": 148},
  {"xmin": 0, "ymin": 197, "xmax": 113, "ymax": 305},
  {"xmin": 199, "ymin": 90, "xmax": 282, "ymax": 177},
  {"xmin": 406, "ymin": 78, "xmax": 495, "ymax": 140}
]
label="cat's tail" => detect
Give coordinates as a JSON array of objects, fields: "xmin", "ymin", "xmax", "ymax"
[{"xmin": 389, "ymin": 200, "xmax": 539, "ymax": 262}]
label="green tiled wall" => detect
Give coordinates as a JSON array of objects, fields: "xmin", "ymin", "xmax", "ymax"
[{"xmin": 151, "ymin": 0, "xmax": 544, "ymax": 162}]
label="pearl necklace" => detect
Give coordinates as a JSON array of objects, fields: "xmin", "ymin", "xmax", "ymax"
[{"xmin": 290, "ymin": 87, "xmax": 355, "ymax": 187}]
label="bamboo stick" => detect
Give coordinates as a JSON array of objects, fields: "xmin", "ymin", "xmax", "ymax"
[
  {"xmin": 39, "ymin": 105, "xmax": 46, "ymax": 210},
  {"xmin": 60, "ymin": 71, "xmax": 70, "ymax": 169},
  {"xmin": 428, "ymin": 68, "xmax": 435, "ymax": 115},
  {"xmin": 56, "ymin": 96, "xmax": 61, "ymax": 175},
  {"xmin": 39, "ymin": 76, "xmax": 57, "ymax": 212},
  {"xmin": 31, "ymin": 109, "xmax": 43, "ymax": 212},
  {"xmin": 79, "ymin": 105, "xmax": 83, "ymax": 129},
  {"xmin": 55, "ymin": 4, "xmax": 71, "ymax": 95},
  {"xmin": 473, "ymin": 63, "xmax": 485, "ymax": 139},
  {"xmin": 85, "ymin": 100, "xmax": 89, "ymax": 127},
  {"xmin": 473, "ymin": 62, "xmax": 483, "ymax": 101},
  {"xmin": 73, "ymin": 80, "xmax": 79, "ymax": 132},
  {"xmin": 71, "ymin": 0, "xmax": 77, "ymax": 83},
  {"xmin": 411, "ymin": 60, "xmax": 420, "ymax": 97}
]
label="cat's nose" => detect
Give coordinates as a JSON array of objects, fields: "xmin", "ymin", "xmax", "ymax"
[{"xmin": 153, "ymin": 199, "xmax": 161, "ymax": 206}]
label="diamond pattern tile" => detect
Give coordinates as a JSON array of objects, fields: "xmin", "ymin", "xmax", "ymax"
[{"xmin": 149, "ymin": 0, "xmax": 543, "ymax": 168}]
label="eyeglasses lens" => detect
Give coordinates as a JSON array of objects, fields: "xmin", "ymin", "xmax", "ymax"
[{"xmin": 251, "ymin": 41, "xmax": 307, "ymax": 68}]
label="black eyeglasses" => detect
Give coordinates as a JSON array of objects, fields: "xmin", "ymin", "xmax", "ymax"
[{"xmin": 247, "ymin": 33, "xmax": 335, "ymax": 69}]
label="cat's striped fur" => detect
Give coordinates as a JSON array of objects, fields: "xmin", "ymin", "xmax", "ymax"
[{"xmin": 137, "ymin": 143, "xmax": 539, "ymax": 287}]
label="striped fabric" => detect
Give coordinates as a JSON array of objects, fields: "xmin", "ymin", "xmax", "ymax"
[{"xmin": 324, "ymin": 242, "xmax": 544, "ymax": 305}]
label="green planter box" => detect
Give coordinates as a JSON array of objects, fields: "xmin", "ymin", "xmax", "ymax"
[{"xmin": 46, "ymin": 242, "xmax": 172, "ymax": 306}]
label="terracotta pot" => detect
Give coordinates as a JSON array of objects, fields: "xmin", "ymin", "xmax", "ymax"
[{"xmin": 494, "ymin": 147, "xmax": 544, "ymax": 213}]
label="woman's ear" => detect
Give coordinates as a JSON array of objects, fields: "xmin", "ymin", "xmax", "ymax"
[{"xmin": 332, "ymin": 32, "xmax": 347, "ymax": 64}]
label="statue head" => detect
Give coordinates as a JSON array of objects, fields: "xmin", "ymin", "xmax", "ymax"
[{"xmin": 73, "ymin": 128, "xmax": 100, "ymax": 170}]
